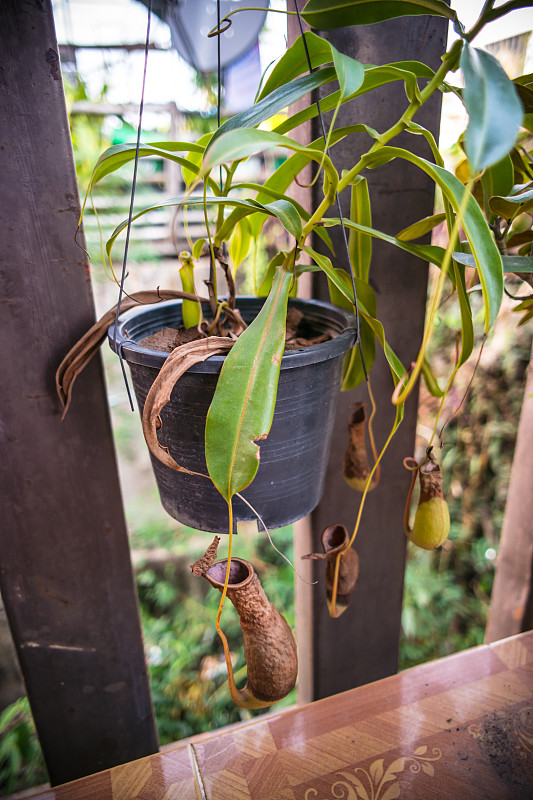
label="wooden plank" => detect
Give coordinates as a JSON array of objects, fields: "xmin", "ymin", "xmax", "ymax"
[
  {"xmin": 289, "ymin": 7, "xmax": 449, "ymax": 700},
  {"xmin": 485, "ymin": 344, "xmax": 533, "ymax": 642},
  {"xmin": 0, "ymin": 0, "xmax": 158, "ymax": 784}
]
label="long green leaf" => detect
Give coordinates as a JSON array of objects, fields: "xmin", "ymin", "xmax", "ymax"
[
  {"xmin": 229, "ymin": 218, "xmax": 252, "ymax": 270},
  {"xmin": 489, "ymin": 183, "xmax": 533, "ymax": 218},
  {"xmin": 274, "ymin": 62, "xmax": 430, "ymax": 135},
  {"xmin": 105, "ymin": 195, "xmax": 299, "ymax": 258},
  {"xmin": 321, "ymin": 266, "xmax": 377, "ymax": 389},
  {"xmin": 303, "ymin": 247, "xmax": 376, "ymax": 314},
  {"xmin": 348, "ymin": 177, "xmax": 372, "ymax": 281},
  {"xmin": 453, "ymin": 252, "xmax": 533, "ymax": 273},
  {"xmin": 301, "ymin": 0, "xmax": 456, "ymax": 28},
  {"xmin": 341, "ymin": 316, "xmax": 376, "ymax": 390},
  {"xmin": 218, "ymin": 124, "xmax": 377, "ymax": 248},
  {"xmin": 396, "ymin": 212, "xmax": 446, "ymax": 241},
  {"xmin": 364, "ymin": 147, "xmax": 503, "ymax": 330},
  {"xmin": 324, "ymin": 217, "xmax": 446, "ymax": 268},
  {"xmin": 248, "ymin": 198, "xmax": 303, "ymax": 240},
  {"xmin": 209, "ymin": 67, "xmax": 336, "ymax": 150},
  {"xmin": 205, "ymin": 267, "xmax": 293, "ymax": 500},
  {"xmin": 480, "ymin": 154, "xmax": 515, "ymax": 220},
  {"xmin": 461, "ymin": 45, "xmax": 523, "ymax": 172},
  {"xmin": 257, "ymin": 32, "xmax": 335, "ymax": 100},
  {"xmin": 202, "ymin": 128, "xmax": 339, "ymax": 202},
  {"xmin": 88, "ymin": 141, "xmax": 205, "ymax": 188},
  {"xmin": 452, "ymin": 261, "xmax": 474, "ymax": 368},
  {"xmin": 332, "ymin": 45, "xmax": 365, "ymax": 100}
]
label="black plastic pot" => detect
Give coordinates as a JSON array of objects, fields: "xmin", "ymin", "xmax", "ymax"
[{"xmin": 108, "ymin": 297, "xmax": 356, "ymax": 533}]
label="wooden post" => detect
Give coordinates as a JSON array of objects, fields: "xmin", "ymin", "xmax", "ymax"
[
  {"xmin": 485, "ymin": 344, "xmax": 533, "ymax": 642},
  {"xmin": 0, "ymin": 0, "xmax": 158, "ymax": 784},
  {"xmin": 289, "ymin": 7, "xmax": 449, "ymax": 701}
]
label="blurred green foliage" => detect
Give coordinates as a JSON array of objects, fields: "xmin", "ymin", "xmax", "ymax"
[{"xmin": 0, "ymin": 698, "xmax": 47, "ymax": 795}]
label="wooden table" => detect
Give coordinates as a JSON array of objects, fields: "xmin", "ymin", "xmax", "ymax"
[{"xmin": 27, "ymin": 631, "xmax": 533, "ymax": 799}]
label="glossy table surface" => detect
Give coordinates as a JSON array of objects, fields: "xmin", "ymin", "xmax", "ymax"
[{"xmin": 28, "ymin": 631, "xmax": 533, "ymax": 800}]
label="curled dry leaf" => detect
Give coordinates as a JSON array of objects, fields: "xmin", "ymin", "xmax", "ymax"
[
  {"xmin": 142, "ymin": 336, "xmax": 233, "ymax": 476},
  {"xmin": 55, "ymin": 289, "xmax": 209, "ymax": 416}
]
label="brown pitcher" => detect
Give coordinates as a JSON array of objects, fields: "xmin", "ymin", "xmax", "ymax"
[
  {"xmin": 304, "ymin": 524, "xmax": 359, "ymax": 618},
  {"xmin": 195, "ymin": 551, "xmax": 298, "ymax": 708}
]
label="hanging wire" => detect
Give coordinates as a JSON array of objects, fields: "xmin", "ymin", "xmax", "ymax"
[
  {"xmin": 292, "ymin": 0, "xmax": 367, "ymax": 381},
  {"xmin": 112, "ymin": 0, "xmax": 153, "ymax": 411}
]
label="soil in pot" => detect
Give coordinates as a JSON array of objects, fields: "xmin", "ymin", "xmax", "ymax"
[{"xmin": 108, "ymin": 297, "xmax": 356, "ymax": 533}]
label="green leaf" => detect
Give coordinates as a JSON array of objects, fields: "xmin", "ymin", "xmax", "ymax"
[
  {"xmin": 248, "ymin": 198, "xmax": 303, "ymax": 240},
  {"xmin": 182, "ymin": 133, "xmax": 213, "ymax": 186},
  {"xmin": 421, "ymin": 359, "xmax": 445, "ymax": 397},
  {"xmin": 453, "ymin": 252, "xmax": 533, "ymax": 273},
  {"xmin": 363, "ymin": 312, "xmax": 406, "ymax": 386},
  {"xmin": 301, "ymin": 0, "xmax": 457, "ymax": 29},
  {"xmin": 324, "ymin": 217, "xmax": 446, "ymax": 269},
  {"xmin": 257, "ymin": 32, "xmax": 334, "ymax": 100},
  {"xmin": 515, "ymin": 81, "xmax": 533, "ymax": 113},
  {"xmin": 88, "ymin": 141, "xmax": 205, "ymax": 188},
  {"xmin": 489, "ymin": 183, "xmax": 533, "ymax": 218},
  {"xmin": 192, "ymin": 238, "xmax": 205, "ymax": 260},
  {"xmin": 205, "ymin": 267, "xmax": 293, "ymax": 500},
  {"xmin": 348, "ymin": 176, "xmax": 372, "ymax": 281},
  {"xmin": 319, "ymin": 265, "xmax": 377, "ymax": 390},
  {"xmin": 257, "ymin": 253, "xmax": 286, "ymax": 296},
  {"xmin": 274, "ymin": 62, "xmax": 431, "ymax": 135},
  {"xmin": 209, "ymin": 67, "xmax": 336, "ymax": 150},
  {"xmin": 480, "ymin": 154, "xmax": 515, "ymax": 219},
  {"xmin": 453, "ymin": 261, "xmax": 474, "ymax": 368},
  {"xmin": 229, "ymin": 218, "xmax": 252, "ymax": 270},
  {"xmin": 461, "ymin": 45, "xmax": 523, "ymax": 172},
  {"xmin": 341, "ymin": 317, "xmax": 376, "ymax": 390},
  {"xmin": 332, "ymin": 45, "xmax": 365, "ymax": 100},
  {"xmin": 364, "ymin": 147, "xmax": 504, "ymax": 330},
  {"xmin": 105, "ymin": 193, "xmax": 306, "ymax": 259},
  {"xmin": 105, "ymin": 195, "xmax": 266, "ymax": 258},
  {"xmin": 302, "ymin": 246, "xmax": 372, "ymax": 315},
  {"xmin": 396, "ymin": 212, "xmax": 446, "ymax": 241},
  {"xmin": 202, "ymin": 128, "xmax": 339, "ymax": 205}
]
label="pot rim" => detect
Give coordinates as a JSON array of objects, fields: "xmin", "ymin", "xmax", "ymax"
[{"xmin": 108, "ymin": 296, "xmax": 357, "ymax": 371}]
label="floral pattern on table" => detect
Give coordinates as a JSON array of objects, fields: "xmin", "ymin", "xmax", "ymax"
[{"xmin": 303, "ymin": 746, "xmax": 442, "ymax": 800}]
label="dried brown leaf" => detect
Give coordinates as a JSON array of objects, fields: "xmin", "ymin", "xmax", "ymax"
[
  {"xmin": 56, "ymin": 289, "xmax": 208, "ymax": 416},
  {"xmin": 142, "ymin": 336, "xmax": 233, "ymax": 475}
]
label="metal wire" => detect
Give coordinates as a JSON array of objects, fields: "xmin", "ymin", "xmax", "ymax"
[
  {"xmin": 112, "ymin": 0, "xmax": 153, "ymax": 411},
  {"xmin": 292, "ymin": 0, "xmax": 367, "ymax": 381}
]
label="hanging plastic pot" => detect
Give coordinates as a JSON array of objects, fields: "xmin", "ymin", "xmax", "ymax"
[{"xmin": 108, "ymin": 297, "xmax": 356, "ymax": 533}]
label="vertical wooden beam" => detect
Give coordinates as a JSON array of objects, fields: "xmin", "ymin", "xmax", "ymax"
[
  {"xmin": 289, "ymin": 8, "xmax": 449, "ymax": 701},
  {"xmin": 485, "ymin": 345, "xmax": 533, "ymax": 642},
  {"xmin": 0, "ymin": 0, "xmax": 158, "ymax": 784}
]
